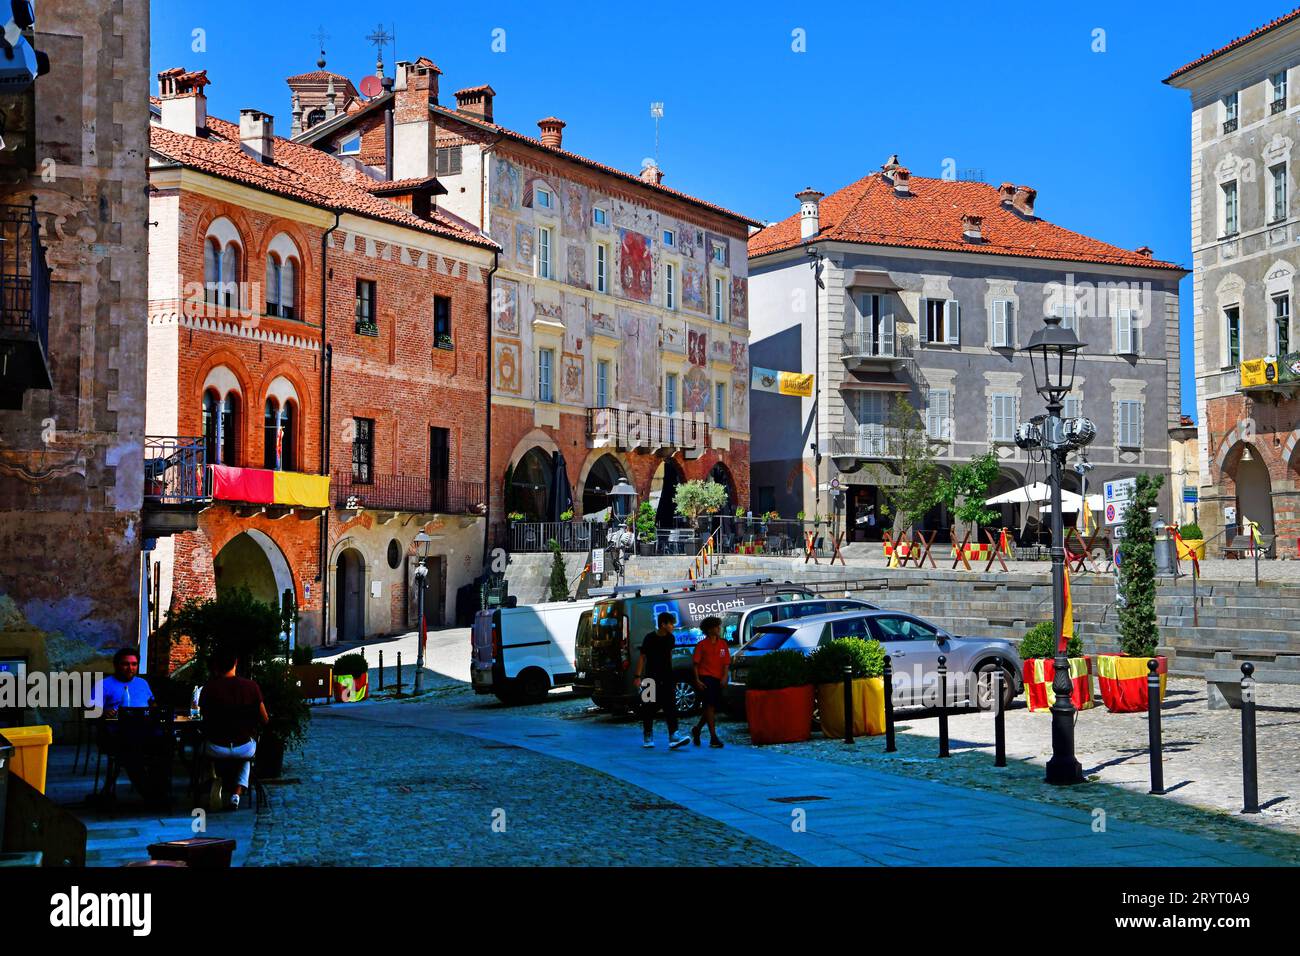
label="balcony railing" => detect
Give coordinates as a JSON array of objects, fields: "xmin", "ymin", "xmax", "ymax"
[
  {"xmin": 840, "ymin": 329, "xmax": 914, "ymax": 360},
  {"xmin": 586, "ymin": 406, "xmax": 711, "ymax": 453},
  {"xmin": 829, "ymin": 428, "xmax": 901, "ymax": 460},
  {"xmin": 144, "ymin": 436, "xmax": 209, "ymax": 505},
  {"xmin": 1223, "ymin": 118, "xmax": 1239, "ymax": 134},
  {"xmin": 506, "ymin": 521, "xmax": 610, "ymax": 553},
  {"xmin": 332, "ymin": 471, "xmax": 487, "ymax": 516},
  {"xmin": 1273, "ymin": 99, "xmax": 1287, "ymax": 115},
  {"xmin": 0, "ymin": 200, "xmax": 52, "ymax": 404}
]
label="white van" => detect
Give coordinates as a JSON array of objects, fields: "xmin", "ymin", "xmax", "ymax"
[{"xmin": 470, "ymin": 598, "xmax": 597, "ymax": 704}]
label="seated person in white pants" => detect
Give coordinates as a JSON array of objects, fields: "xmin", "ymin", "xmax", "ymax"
[{"xmin": 199, "ymin": 648, "xmax": 269, "ymax": 809}]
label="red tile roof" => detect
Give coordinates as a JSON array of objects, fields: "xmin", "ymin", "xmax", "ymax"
[
  {"xmin": 747, "ymin": 172, "xmax": 1182, "ymax": 271},
  {"xmin": 149, "ymin": 112, "xmax": 496, "ymax": 250},
  {"xmin": 286, "ymin": 70, "xmax": 356, "ymax": 85},
  {"xmin": 1165, "ymin": 7, "xmax": 1300, "ymax": 81}
]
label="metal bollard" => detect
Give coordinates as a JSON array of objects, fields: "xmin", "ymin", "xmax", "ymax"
[
  {"xmin": 1147, "ymin": 658, "xmax": 1164, "ymax": 795},
  {"xmin": 378, "ymin": 650, "xmax": 384, "ymax": 691},
  {"xmin": 397, "ymin": 652, "xmax": 403, "ymax": 697},
  {"xmin": 1241, "ymin": 662, "xmax": 1259, "ymax": 814},
  {"xmin": 883, "ymin": 655, "xmax": 897, "ymax": 753},
  {"xmin": 842, "ymin": 665, "xmax": 854, "ymax": 746},
  {"xmin": 993, "ymin": 668, "xmax": 1006, "ymax": 768},
  {"xmin": 937, "ymin": 655, "xmax": 950, "ymax": 758}
]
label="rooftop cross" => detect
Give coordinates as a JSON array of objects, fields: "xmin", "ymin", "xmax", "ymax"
[{"xmin": 366, "ymin": 24, "xmax": 393, "ymax": 78}]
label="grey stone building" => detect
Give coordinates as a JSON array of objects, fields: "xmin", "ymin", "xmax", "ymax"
[
  {"xmin": 1165, "ymin": 11, "xmax": 1300, "ymax": 553},
  {"xmin": 747, "ymin": 159, "xmax": 1185, "ymax": 544}
]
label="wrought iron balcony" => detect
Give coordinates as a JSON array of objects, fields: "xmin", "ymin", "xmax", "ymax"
[
  {"xmin": 586, "ymin": 406, "xmax": 710, "ymax": 458},
  {"xmin": 1273, "ymin": 99, "xmax": 1288, "ymax": 115},
  {"xmin": 840, "ymin": 330, "xmax": 914, "ymax": 372},
  {"xmin": 1223, "ymin": 118, "xmax": 1238, "ymax": 134},
  {"xmin": 0, "ymin": 200, "xmax": 52, "ymax": 409},
  {"xmin": 143, "ymin": 436, "xmax": 209, "ymax": 538},
  {"xmin": 332, "ymin": 471, "xmax": 487, "ymax": 517},
  {"xmin": 829, "ymin": 428, "xmax": 900, "ymax": 461}
]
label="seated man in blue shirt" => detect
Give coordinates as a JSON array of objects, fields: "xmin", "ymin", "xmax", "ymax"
[{"xmin": 98, "ymin": 648, "xmax": 153, "ymax": 715}]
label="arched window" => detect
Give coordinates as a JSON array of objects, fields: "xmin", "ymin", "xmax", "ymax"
[
  {"xmin": 265, "ymin": 235, "xmax": 301, "ymax": 320},
  {"xmin": 280, "ymin": 401, "xmax": 296, "ymax": 471},
  {"xmin": 220, "ymin": 392, "xmax": 240, "ymax": 466},
  {"xmin": 219, "ymin": 244, "xmax": 240, "ymax": 308},
  {"xmin": 262, "ymin": 398, "xmax": 296, "ymax": 471},
  {"xmin": 307, "ymin": 107, "xmax": 326, "ymax": 128},
  {"xmin": 203, "ymin": 239, "xmax": 220, "ymax": 304},
  {"xmin": 203, "ymin": 389, "xmax": 221, "ymax": 464}
]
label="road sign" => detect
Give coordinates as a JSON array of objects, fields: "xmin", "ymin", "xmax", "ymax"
[
  {"xmin": 1104, "ymin": 478, "xmax": 1136, "ymax": 526},
  {"xmin": 830, "ymin": 477, "xmax": 840, "ymax": 491},
  {"xmin": 1112, "ymin": 526, "xmax": 1127, "ymax": 539},
  {"xmin": 1183, "ymin": 487, "xmax": 1199, "ymax": 503},
  {"xmin": 591, "ymin": 547, "xmax": 604, "ymax": 575}
]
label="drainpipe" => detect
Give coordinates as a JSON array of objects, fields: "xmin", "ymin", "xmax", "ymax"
[
  {"xmin": 483, "ymin": 250, "xmax": 500, "ymax": 563},
  {"xmin": 319, "ymin": 211, "xmax": 341, "ymax": 647},
  {"xmin": 807, "ymin": 245, "xmax": 822, "ymax": 523},
  {"xmin": 382, "ymin": 80, "xmax": 395, "ymax": 182}
]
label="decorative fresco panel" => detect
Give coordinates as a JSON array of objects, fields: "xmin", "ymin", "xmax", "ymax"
[
  {"xmin": 616, "ymin": 309, "xmax": 658, "ymax": 407},
  {"xmin": 618, "ymin": 229, "xmax": 653, "ymax": 303},
  {"xmin": 730, "ymin": 336, "xmax": 748, "ymax": 375},
  {"xmin": 706, "ymin": 232, "xmax": 729, "ymax": 268},
  {"xmin": 566, "ymin": 242, "xmax": 589, "ymax": 289},
  {"xmin": 563, "ymin": 293, "xmax": 588, "ymax": 354},
  {"xmin": 534, "ymin": 298, "xmax": 563, "ymax": 323},
  {"xmin": 495, "ymin": 339, "xmax": 522, "ymax": 395},
  {"xmin": 710, "ymin": 336, "xmax": 731, "ymax": 362},
  {"xmin": 731, "ymin": 376, "xmax": 749, "ymax": 424},
  {"xmin": 592, "ymin": 310, "xmax": 616, "ymax": 336},
  {"xmin": 612, "ymin": 199, "xmax": 656, "ymax": 235},
  {"xmin": 681, "ymin": 261, "xmax": 707, "ymax": 315},
  {"xmin": 678, "ymin": 226, "xmax": 703, "ymax": 261},
  {"xmin": 730, "ymin": 276, "xmax": 748, "ymax": 324},
  {"xmin": 491, "ymin": 158, "xmax": 519, "ymax": 210},
  {"xmin": 489, "ymin": 218, "xmax": 513, "ymax": 266},
  {"xmin": 515, "ymin": 222, "xmax": 534, "ymax": 264},
  {"xmin": 687, "ymin": 329, "xmax": 707, "ymax": 367},
  {"xmin": 494, "ymin": 278, "xmax": 520, "ymax": 335},
  {"xmin": 683, "ymin": 366, "xmax": 711, "ymax": 413},
  {"xmin": 561, "ymin": 352, "xmax": 584, "ymax": 404},
  {"xmin": 661, "ymin": 316, "xmax": 686, "ymax": 354},
  {"xmin": 562, "ymin": 182, "xmax": 588, "ymax": 237}
]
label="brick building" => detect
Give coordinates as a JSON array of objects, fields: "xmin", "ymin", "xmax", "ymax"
[
  {"xmin": 1166, "ymin": 10, "xmax": 1300, "ymax": 554},
  {"xmin": 292, "ymin": 56, "xmax": 759, "ymax": 540},
  {"xmin": 0, "ymin": 2, "xmax": 151, "ymax": 684},
  {"xmin": 147, "ymin": 66, "xmax": 496, "ymax": 654}
]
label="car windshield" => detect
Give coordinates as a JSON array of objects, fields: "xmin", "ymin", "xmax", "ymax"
[{"xmin": 746, "ymin": 626, "xmax": 796, "ymax": 651}]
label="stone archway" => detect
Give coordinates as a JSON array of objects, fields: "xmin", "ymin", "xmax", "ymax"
[
  {"xmin": 505, "ymin": 447, "xmax": 555, "ymax": 520},
  {"xmin": 1227, "ymin": 442, "xmax": 1275, "ymax": 546},
  {"xmin": 708, "ymin": 461, "xmax": 736, "ymax": 513},
  {"xmin": 213, "ymin": 529, "xmax": 293, "ymax": 609},
  {"xmin": 580, "ymin": 453, "xmax": 630, "ymax": 520},
  {"xmin": 650, "ymin": 457, "xmax": 686, "ymax": 527},
  {"xmin": 334, "ymin": 547, "xmax": 367, "ymax": 644}
]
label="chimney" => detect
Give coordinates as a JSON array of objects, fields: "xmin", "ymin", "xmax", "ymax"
[
  {"xmin": 893, "ymin": 166, "xmax": 912, "ymax": 196},
  {"xmin": 1135, "ymin": 245, "xmax": 1154, "ymax": 258},
  {"xmin": 961, "ymin": 213, "xmax": 984, "ymax": 241},
  {"xmin": 1011, "ymin": 185, "xmax": 1037, "ymax": 217},
  {"xmin": 997, "ymin": 182, "xmax": 1016, "ymax": 205},
  {"xmin": 454, "ymin": 85, "xmax": 496, "ymax": 124},
  {"xmin": 537, "ymin": 117, "xmax": 566, "ymax": 149},
  {"xmin": 158, "ymin": 67, "xmax": 209, "ymax": 136},
  {"xmin": 881, "ymin": 153, "xmax": 902, "ymax": 182},
  {"xmin": 796, "ymin": 187, "xmax": 824, "ymax": 240},
  {"xmin": 393, "ymin": 60, "xmax": 443, "ymax": 180},
  {"xmin": 402, "ymin": 58, "xmax": 441, "ymax": 108},
  {"xmin": 238, "ymin": 109, "xmax": 274, "ymax": 164},
  {"xmin": 640, "ymin": 161, "xmax": 664, "ymax": 185}
]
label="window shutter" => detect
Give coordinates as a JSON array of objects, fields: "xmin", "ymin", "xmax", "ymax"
[
  {"xmin": 992, "ymin": 300, "xmax": 1006, "ymax": 347},
  {"xmin": 945, "ymin": 299, "xmax": 960, "ymax": 345},
  {"xmin": 919, "ymin": 299, "xmax": 929, "ymax": 345},
  {"xmin": 1005, "ymin": 301, "xmax": 1014, "ymax": 347},
  {"xmin": 881, "ymin": 301, "xmax": 895, "ymax": 357},
  {"xmin": 1117, "ymin": 309, "xmax": 1133, "ymax": 354}
]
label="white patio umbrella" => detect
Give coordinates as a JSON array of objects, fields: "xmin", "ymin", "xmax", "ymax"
[{"xmin": 1041, "ymin": 493, "xmax": 1103, "ymax": 513}]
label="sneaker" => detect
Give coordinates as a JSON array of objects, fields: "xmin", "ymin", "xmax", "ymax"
[
  {"xmin": 709, "ymin": 737, "xmax": 725, "ymax": 749},
  {"xmin": 669, "ymin": 732, "xmax": 691, "ymax": 749},
  {"xmin": 691, "ymin": 725, "xmax": 702, "ymax": 747},
  {"xmin": 642, "ymin": 733, "xmax": 655, "ymax": 749},
  {"xmin": 226, "ymin": 793, "xmax": 240, "ymax": 810}
]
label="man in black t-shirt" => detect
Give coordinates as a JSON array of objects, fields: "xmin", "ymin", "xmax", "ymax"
[
  {"xmin": 199, "ymin": 648, "xmax": 269, "ymax": 810},
  {"xmin": 633, "ymin": 611, "xmax": 691, "ymax": 749}
]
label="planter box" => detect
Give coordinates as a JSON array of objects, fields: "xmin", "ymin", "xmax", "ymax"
[
  {"xmin": 1097, "ymin": 654, "xmax": 1167, "ymax": 713},
  {"xmin": 1022, "ymin": 656, "xmax": 1095, "ymax": 713},
  {"xmin": 816, "ymin": 677, "xmax": 886, "ymax": 738},
  {"xmin": 745, "ymin": 685, "xmax": 815, "ymax": 744},
  {"xmin": 1176, "ymin": 538, "xmax": 1206, "ymax": 561},
  {"xmin": 333, "ymin": 672, "xmax": 368, "ymax": 703}
]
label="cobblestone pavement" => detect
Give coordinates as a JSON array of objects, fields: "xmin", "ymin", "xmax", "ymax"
[{"xmin": 245, "ymin": 708, "xmax": 799, "ymax": 866}]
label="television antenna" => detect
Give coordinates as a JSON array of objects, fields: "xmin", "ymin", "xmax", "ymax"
[{"xmin": 650, "ymin": 101, "xmax": 663, "ymax": 167}]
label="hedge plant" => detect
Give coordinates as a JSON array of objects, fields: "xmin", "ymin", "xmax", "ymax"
[
  {"xmin": 1019, "ymin": 621, "xmax": 1082, "ymax": 659},
  {"xmin": 807, "ymin": 637, "xmax": 885, "ymax": 684},
  {"xmin": 333, "ymin": 652, "xmax": 369, "ymax": 677},
  {"xmin": 745, "ymin": 649, "xmax": 811, "ymax": 690},
  {"xmin": 1118, "ymin": 473, "xmax": 1163, "ymax": 658},
  {"xmin": 1179, "ymin": 522, "xmax": 1203, "ymax": 539}
]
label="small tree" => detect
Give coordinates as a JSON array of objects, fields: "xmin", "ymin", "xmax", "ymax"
[
  {"xmin": 164, "ymin": 587, "xmax": 285, "ymax": 683},
  {"xmin": 634, "ymin": 501, "xmax": 657, "ymax": 542},
  {"xmin": 1118, "ymin": 473, "xmax": 1163, "ymax": 657},
  {"xmin": 546, "ymin": 538, "xmax": 569, "ymax": 601},
  {"xmin": 674, "ymin": 479, "xmax": 728, "ymax": 524},
  {"xmin": 870, "ymin": 398, "xmax": 941, "ymax": 534},
  {"xmin": 940, "ymin": 452, "xmax": 1002, "ymax": 539}
]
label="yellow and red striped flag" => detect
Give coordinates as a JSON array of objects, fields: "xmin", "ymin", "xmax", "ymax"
[{"xmin": 1058, "ymin": 563, "xmax": 1074, "ymax": 654}]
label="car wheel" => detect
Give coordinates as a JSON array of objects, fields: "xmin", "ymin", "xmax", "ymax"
[
  {"xmin": 975, "ymin": 662, "xmax": 1015, "ymax": 712},
  {"xmin": 518, "ymin": 668, "xmax": 551, "ymax": 704},
  {"xmin": 675, "ymin": 680, "xmax": 699, "ymax": 716}
]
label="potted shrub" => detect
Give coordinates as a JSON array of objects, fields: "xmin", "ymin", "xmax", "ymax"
[
  {"xmin": 744, "ymin": 650, "xmax": 815, "ymax": 744},
  {"xmin": 1177, "ymin": 522, "xmax": 1205, "ymax": 562},
  {"xmin": 255, "ymin": 660, "xmax": 310, "ymax": 778},
  {"xmin": 1018, "ymin": 622, "xmax": 1094, "ymax": 713},
  {"xmin": 808, "ymin": 637, "xmax": 887, "ymax": 737},
  {"xmin": 1099, "ymin": 475, "xmax": 1168, "ymax": 712},
  {"xmin": 635, "ymin": 501, "xmax": 657, "ymax": 556},
  {"xmin": 332, "ymin": 652, "xmax": 370, "ymax": 702}
]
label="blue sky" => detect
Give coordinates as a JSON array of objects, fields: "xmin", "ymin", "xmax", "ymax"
[{"xmin": 152, "ymin": 0, "xmax": 1293, "ymax": 419}]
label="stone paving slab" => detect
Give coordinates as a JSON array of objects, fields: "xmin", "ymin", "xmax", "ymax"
[{"xmin": 323, "ymin": 701, "xmax": 1288, "ymax": 867}]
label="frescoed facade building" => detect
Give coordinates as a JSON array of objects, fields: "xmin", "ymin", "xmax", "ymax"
[
  {"xmin": 292, "ymin": 57, "xmax": 758, "ymax": 537},
  {"xmin": 147, "ymin": 67, "xmax": 495, "ymax": 654},
  {"xmin": 748, "ymin": 159, "xmax": 1185, "ymax": 539},
  {"xmin": 1166, "ymin": 10, "xmax": 1300, "ymax": 553}
]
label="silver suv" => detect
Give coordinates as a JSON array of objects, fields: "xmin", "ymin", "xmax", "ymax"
[{"xmin": 729, "ymin": 609, "xmax": 1022, "ymax": 712}]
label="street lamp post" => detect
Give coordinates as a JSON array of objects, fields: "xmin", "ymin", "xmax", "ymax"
[
  {"xmin": 1018, "ymin": 314, "xmax": 1096, "ymax": 786},
  {"xmin": 412, "ymin": 530, "xmax": 433, "ymax": 695}
]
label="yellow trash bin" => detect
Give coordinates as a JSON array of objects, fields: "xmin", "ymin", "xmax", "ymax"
[{"xmin": 0, "ymin": 725, "xmax": 53, "ymax": 794}]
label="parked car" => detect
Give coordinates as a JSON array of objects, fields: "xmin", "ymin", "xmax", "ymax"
[
  {"xmin": 727, "ymin": 609, "xmax": 1022, "ymax": 715},
  {"xmin": 721, "ymin": 597, "xmax": 878, "ymax": 650}
]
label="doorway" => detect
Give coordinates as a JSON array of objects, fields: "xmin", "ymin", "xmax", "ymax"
[{"xmin": 336, "ymin": 548, "xmax": 365, "ymax": 643}]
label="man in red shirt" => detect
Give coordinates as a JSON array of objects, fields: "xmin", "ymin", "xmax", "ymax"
[
  {"xmin": 690, "ymin": 616, "xmax": 731, "ymax": 748},
  {"xmin": 199, "ymin": 648, "xmax": 269, "ymax": 810}
]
